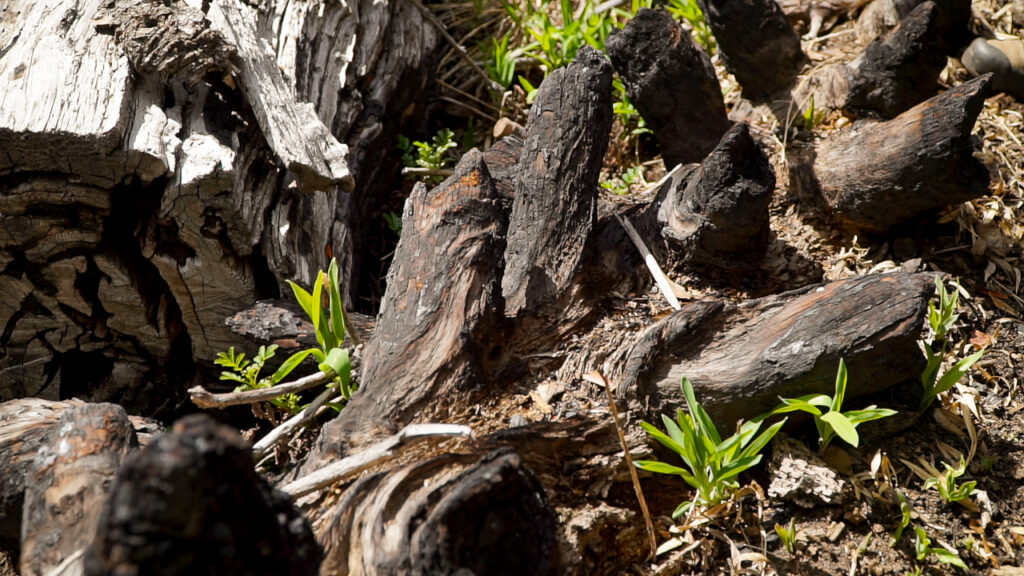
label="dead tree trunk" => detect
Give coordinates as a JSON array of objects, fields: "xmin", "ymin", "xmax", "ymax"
[
  {"xmin": 0, "ymin": 0, "xmax": 437, "ymax": 416},
  {"xmin": 610, "ymin": 272, "xmax": 934, "ymax": 428},
  {"xmin": 605, "ymin": 8, "xmax": 732, "ymax": 167},
  {"xmin": 20, "ymin": 403, "xmax": 136, "ymax": 576},
  {"xmin": 792, "ymin": 75, "xmax": 993, "ymax": 233}
]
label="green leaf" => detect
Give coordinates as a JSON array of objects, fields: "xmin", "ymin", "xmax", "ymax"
[
  {"xmin": 219, "ymin": 372, "xmax": 246, "ymax": 384},
  {"xmin": 287, "ymin": 280, "xmax": 315, "ymax": 320},
  {"xmin": 640, "ymin": 421, "xmax": 688, "ymax": 459},
  {"xmin": 327, "ymin": 257, "xmax": 346, "ymax": 343},
  {"xmin": 846, "ymin": 407, "xmax": 897, "ymax": 425},
  {"xmin": 681, "ymin": 377, "xmax": 721, "ymax": 445},
  {"xmin": 319, "ymin": 347, "xmax": 350, "ymax": 378},
  {"xmin": 821, "ymin": 411, "xmax": 859, "ymax": 447},
  {"xmin": 932, "ymin": 349, "xmax": 985, "ymax": 397},
  {"xmin": 633, "ymin": 460, "xmax": 691, "ymax": 476},
  {"xmin": 739, "ymin": 419, "xmax": 786, "ymax": 461},
  {"xmin": 931, "ymin": 548, "xmax": 967, "ymax": 570},
  {"xmin": 715, "ymin": 454, "xmax": 762, "ymax": 482},
  {"xmin": 832, "ymin": 359, "xmax": 848, "ymax": 412},
  {"xmin": 772, "ymin": 397, "xmax": 824, "ymax": 416},
  {"xmin": 271, "ymin": 349, "xmax": 316, "ymax": 385}
]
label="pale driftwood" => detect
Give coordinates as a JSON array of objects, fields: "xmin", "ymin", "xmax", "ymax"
[
  {"xmin": 611, "ymin": 272, "xmax": 933, "ymax": 428},
  {"xmin": 281, "ymin": 423, "xmax": 474, "ymax": 498},
  {"xmin": 187, "ymin": 370, "xmax": 333, "ymax": 409},
  {"xmin": 21, "ymin": 403, "xmax": 136, "ymax": 576},
  {"xmin": 502, "ymin": 46, "xmax": 614, "ymax": 319},
  {"xmin": 767, "ymin": 434, "xmax": 851, "ymax": 507},
  {"xmin": 252, "ymin": 387, "xmax": 339, "ymax": 460},
  {"xmin": 85, "ymin": 415, "xmax": 321, "ymax": 576},
  {"xmin": 792, "ymin": 75, "xmax": 993, "ymax": 233},
  {"xmin": 606, "ymin": 8, "xmax": 731, "ymax": 166},
  {"xmin": 617, "ymin": 215, "xmax": 682, "ymax": 311}
]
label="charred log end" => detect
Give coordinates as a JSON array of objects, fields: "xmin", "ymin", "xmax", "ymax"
[
  {"xmin": 502, "ymin": 45, "xmax": 613, "ymax": 319},
  {"xmin": 85, "ymin": 414, "xmax": 321, "ymax": 576},
  {"xmin": 657, "ymin": 123, "xmax": 774, "ymax": 273},
  {"xmin": 808, "ymin": 74, "xmax": 993, "ymax": 234},
  {"xmin": 843, "ymin": 1, "xmax": 948, "ymax": 118},
  {"xmin": 698, "ymin": 0, "xmax": 806, "ymax": 100},
  {"xmin": 606, "ymin": 8, "xmax": 731, "ymax": 166},
  {"xmin": 412, "ymin": 450, "xmax": 559, "ymax": 576}
]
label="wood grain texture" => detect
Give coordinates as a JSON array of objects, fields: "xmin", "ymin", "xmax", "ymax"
[{"xmin": 613, "ymin": 272, "xmax": 933, "ymax": 428}]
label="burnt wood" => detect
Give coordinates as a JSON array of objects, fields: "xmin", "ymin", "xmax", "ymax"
[
  {"xmin": 605, "ymin": 8, "xmax": 732, "ymax": 167},
  {"xmin": 794, "ymin": 74, "xmax": 993, "ymax": 233},
  {"xmin": 613, "ymin": 272, "xmax": 933, "ymax": 428},
  {"xmin": 501, "ymin": 45, "xmax": 613, "ymax": 319},
  {"xmin": 85, "ymin": 414, "xmax": 321, "ymax": 576},
  {"xmin": 698, "ymin": 0, "xmax": 806, "ymax": 100},
  {"xmin": 654, "ymin": 122, "xmax": 774, "ymax": 273}
]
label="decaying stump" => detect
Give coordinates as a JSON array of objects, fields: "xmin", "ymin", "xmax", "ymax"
[
  {"xmin": 502, "ymin": 45, "xmax": 613, "ymax": 320},
  {"xmin": 792, "ymin": 75, "xmax": 993, "ymax": 233},
  {"xmin": 652, "ymin": 122, "xmax": 774, "ymax": 274},
  {"xmin": 611, "ymin": 272, "xmax": 933, "ymax": 428},
  {"xmin": 306, "ymin": 150, "xmax": 509, "ymax": 466},
  {"xmin": 0, "ymin": 0, "xmax": 438, "ymax": 415},
  {"xmin": 320, "ymin": 449, "xmax": 559, "ymax": 576},
  {"xmin": 21, "ymin": 403, "xmax": 136, "ymax": 576},
  {"xmin": 605, "ymin": 8, "xmax": 731, "ymax": 167},
  {"xmin": 698, "ymin": 0, "xmax": 806, "ymax": 100},
  {"xmin": 85, "ymin": 414, "xmax": 321, "ymax": 576}
]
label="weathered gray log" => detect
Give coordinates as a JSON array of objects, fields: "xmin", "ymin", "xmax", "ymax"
[
  {"xmin": 0, "ymin": 0, "xmax": 437, "ymax": 415},
  {"xmin": 698, "ymin": 0, "xmax": 806, "ymax": 100},
  {"xmin": 305, "ymin": 150, "xmax": 508, "ymax": 466},
  {"xmin": 21, "ymin": 403, "xmax": 136, "ymax": 576},
  {"xmin": 502, "ymin": 45, "xmax": 613, "ymax": 319},
  {"xmin": 792, "ymin": 74, "xmax": 993, "ymax": 233},
  {"xmin": 320, "ymin": 449, "xmax": 559, "ymax": 576},
  {"xmin": 653, "ymin": 122, "xmax": 774, "ymax": 274},
  {"xmin": 85, "ymin": 414, "xmax": 321, "ymax": 576},
  {"xmin": 605, "ymin": 8, "xmax": 731, "ymax": 167},
  {"xmin": 611, "ymin": 272, "xmax": 933, "ymax": 428}
]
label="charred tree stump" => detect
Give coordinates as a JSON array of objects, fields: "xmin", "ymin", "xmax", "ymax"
[
  {"xmin": 305, "ymin": 150, "xmax": 509, "ymax": 466},
  {"xmin": 21, "ymin": 403, "xmax": 136, "ymax": 576},
  {"xmin": 612, "ymin": 272, "xmax": 933, "ymax": 428},
  {"xmin": 605, "ymin": 8, "xmax": 732, "ymax": 167},
  {"xmin": 843, "ymin": 1, "xmax": 949, "ymax": 117},
  {"xmin": 85, "ymin": 414, "xmax": 321, "ymax": 576},
  {"xmin": 856, "ymin": 0, "xmax": 972, "ymax": 53},
  {"xmin": 792, "ymin": 75, "xmax": 993, "ymax": 233},
  {"xmin": 320, "ymin": 449, "xmax": 559, "ymax": 576},
  {"xmin": 698, "ymin": 0, "xmax": 806, "ymax": 100},
  {"xmin": 502, "ymin": 46, "xmax": 613, "ymax": 320},
  {"xmin": 652, "ymin": 122, "xmax": 774, "ymax": 274}
]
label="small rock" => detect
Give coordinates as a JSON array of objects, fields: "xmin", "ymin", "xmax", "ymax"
[{"xmin": 768, "ymin": 434, "xmax": 850, "ymax": 507}]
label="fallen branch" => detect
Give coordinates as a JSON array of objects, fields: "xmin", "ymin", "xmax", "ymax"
[
  {"xmin": 252, "ymin": 387, "xmax": 340, "ymax": 459},
  {"xmin": 617, "ymin": 214, "xmax": 682, "ymax": 311},
  {"xmin": 280, "ymin": 423, "xmax": 474, "ymax": 497},
  {"xmin": 187, "ymin": 370, "xmax": 334, "ymax": 409}
]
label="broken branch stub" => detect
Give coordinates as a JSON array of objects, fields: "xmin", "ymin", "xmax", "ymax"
[
  {"xmin": 502, "ymin": 45, "xmax": 614, "ymax": 318},
  {"xmin": 605, "ymin": 8, "xmax": 731, "ymax": 166}
]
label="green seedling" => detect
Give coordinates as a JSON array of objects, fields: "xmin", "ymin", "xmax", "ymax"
[
  {"xmin": 773, "ymin": 359, "xmax": 897, "ymax": 452},
  {"xmin": 601, "ymin": 165, "xmax": 646, "ymax": 195},
  {"xmin": 913, "ymin": 526, "xmax": 967, "ymax": 571},
  {"xmin": 399, "ymin": 129, "xmax": 459, "ymax": 185},
  {"xmin": 923, "ymin": 457, "xmax": 977, "ymax": 506},
  {"xmin": 774, "ymin": 517, "xmax": 797, "ymax": 554},
  {"xmin": 215, "ymin": 345, "xmax": 302, "ymax": 413},
  {"xmin": 635, "ymin": 377, "xmax": 786, "ymax": 518},
  {"xmin": 891, "ymin": 491, "xmax": 913, "ymax": 546},
  {"xmin": 920, "ymin": 276, "xmax": 985, "ymax": 411}
]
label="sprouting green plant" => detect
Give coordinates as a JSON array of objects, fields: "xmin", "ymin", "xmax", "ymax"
[
  {"xmin": 634, "ymin": 377, "xmax": 787, "ymax": 518},
  {"xmin": 774, "ymin": 517, "xmax": 797, "ymax": 554},
  {"xmin": 486, "ymin": 35, "xmax": 518, "ymax": 89},
  {"xmin": 612, "ymin": 77, "xmax": 652, "ymax": 137},
  {"xmin": 215, "ymin": 345, "xmax": 302, "ymax": 413},
  {"xmin": 399, "ymin": 129, "xmax": 459, "ymax": 185},
  {"xmin": 286, "ymin": 257, "xmax": 355, "ymax": 400},
  {"xmin": 891, "ymin": 491, "xmax": 913, "ymax": 546},
  {"xmin": 601, "ymin": 165, "xmax": 646, "ymax": 195},
  {"xmin": 920, "ymin": 276, "xmax": 986, "ymax": 411},
  {"xmin": 802, "ymin": 94, "xmax": 825, "ymax": 131},
  {"xmin": 913, "ymin": 526, "xmax": 967, "ymax": 571},
  {"xmin": 772, "ymin": 359, "xmax": 897, "ymax": 453},
  {"xmin": 665, "ymin": 0, "xmax": 714, "ymax": 50},
  {"xmin": 383, "ymin": 211, "xmax": 403, "ymax": 236},
  {"xmin": 923, "ymin": 457, "xmax": 977, "ymax": 505}
]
